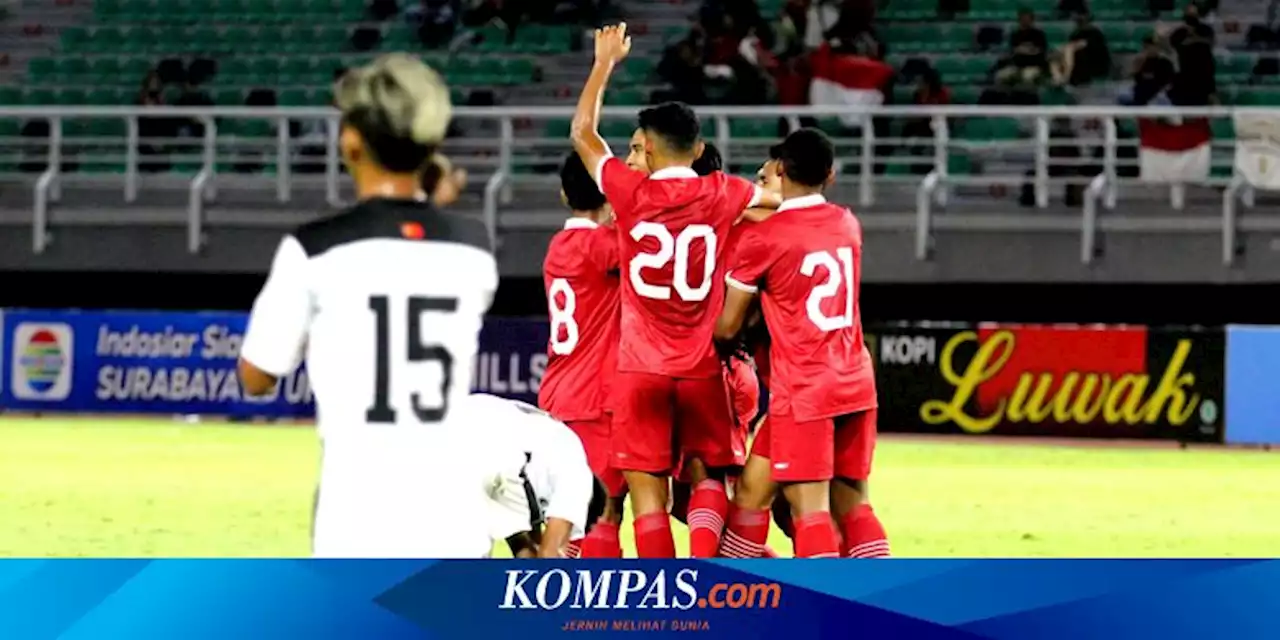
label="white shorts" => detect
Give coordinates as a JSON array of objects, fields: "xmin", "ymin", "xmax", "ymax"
[{"xmin": 311, "ymin": 429, "xmax": 512, "ymax": 558}]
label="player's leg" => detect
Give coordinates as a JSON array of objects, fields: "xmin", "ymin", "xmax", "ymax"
[
  {"xmin": 772, "ymin": 413, "xmax": 843, "ymax": 558},
  {"xmin": 831, "ymin": 410, "xmax": 890, "ymax": 558},
  {"xmin": 612, "ymin": 372, "xmax": 678, "ymax": 558},
  {"xmin": 719, "ymin": 447, "xmax": 778, "ymax": 558},
  {"xmin": 565, "ymin": 416, "xmax": 626, "ymax": 558},
  {"xmin": 674, "ymin": 376, "xmax": 741, "ymax": 558}
]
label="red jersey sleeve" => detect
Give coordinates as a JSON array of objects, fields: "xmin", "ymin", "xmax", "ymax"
[
  {"xmin": 725, "ymin": 174, "xmax": 764, "ymax": 214},
  {"xmin": 594, "ymin": 156, "xmax": 646, "ymax": 223},
  {"xmin": 724, "ymin": 225, "xmax": 775, "ymax": 294}
]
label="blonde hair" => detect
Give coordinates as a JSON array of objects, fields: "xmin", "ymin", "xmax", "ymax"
[{"xmin": 334, "ymin": 54, "xmax": 453, "ymax": 171}]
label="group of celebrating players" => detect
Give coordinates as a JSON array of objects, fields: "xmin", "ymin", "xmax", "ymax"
[
  {"xmin": 232, "ymin": 23, "xmax": 888, "ymax": 559},
  {"xmin": 536, "ymin": 23, "xmax": 890, "ymax": 559}
]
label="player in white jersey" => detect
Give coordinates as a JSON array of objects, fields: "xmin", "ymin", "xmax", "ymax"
[
  {"xmin": 458, "ymin": 394, "xmax": 605, "ymax": 558},
  {"xmin": 237, "ymin": 54, "xmax": 503, "ymax": 558}
]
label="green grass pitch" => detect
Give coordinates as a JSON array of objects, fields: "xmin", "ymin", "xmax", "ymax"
[{"xmin": 0, "ymin": 418, "xmax": 1277, "ymax": 557}]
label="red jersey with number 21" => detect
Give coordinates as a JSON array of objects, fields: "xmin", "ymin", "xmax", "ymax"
[
  {"xmin": 595, "ymin": 157, "xmax": 761, "ymax": 379},
  {"xmin": 537, "ymin": 218, "xmax": 620, "ymax": 422},
  {"xmin": 725, "ymin": 195, "xmax": 876, "ymax": 422}
]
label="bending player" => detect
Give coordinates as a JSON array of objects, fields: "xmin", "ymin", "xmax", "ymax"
[
  {"xmin": 537, "ymin": 151, "xmax": 626, "ymax": 558},
  {"xmin": 714, "ymin": 129, "xmax": 890, "ymax": 559},
  {"xmin": 239, "ymin": 55, "xmax": 507, "ymax": 557},
  {"xmin": 458, "ymin": 394, "xmax": 605, "ymax": 558},
  {"xmin": 570, "ymin": 23, "xmax": 780, "ymax": 558}
]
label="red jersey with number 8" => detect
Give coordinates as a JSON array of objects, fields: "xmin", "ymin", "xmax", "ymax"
[
  {"xmin": 537, "ymin": 218, "xmax": 620, "ymax": 422},
  {"xmin": 725, "ymin": 194, "xmax": 876, "ymax": 422},
  {"xmin": 595, "ymin": 157, "xmax": 761, "ymax": 378}
]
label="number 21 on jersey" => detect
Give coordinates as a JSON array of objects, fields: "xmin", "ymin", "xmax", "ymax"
[
  {"xmin": 366, "ymin": 295, "xmax": 456, "ymax": 424},
  {"xmin": 802, "ymin": 247, "xmax": 855, "ymax": 332}
]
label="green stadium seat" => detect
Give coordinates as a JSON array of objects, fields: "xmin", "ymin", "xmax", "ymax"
[
  {"xmin": 278, "ymin": 87, "xmax": 309, "ymax": 106},
  {"xmin": 0, "ymin": 86, "xmax": 22, "ymax": 106},
  {"xmin": 1211, "ymin": 118, "xmax": 1235, "ymax": 139},
  {"xmin": 969, "ymin": 0, "xmax": 1020, "ymax": 20},
  {"xmin": 56, "ymin": 57, "xmax": 91, "ymax": 80},
  {"xmin": 27, "ymin": 57, "xmax": 56, "ymax": 80},
  {"xmin": 951, "ymin": 85, "xmax": 982, "ymax": 104},
  {"xmin": 57, "ymin": 88, "xmax": 88, "ymax": 105},
  {"xmin": 1042, "ymin": 22, "xmax": 1072, "ymax": 45},
  {"xmin": 90, "ymin": 57, "xmax": 123, "ymax": 80},
  {"xmin": 122, "ymin": 56, "xmax": 154, "ymax": 80},
  {"xmin": 730, "ymin": 118, "xmax": 783, "ymax": 139},
  {"xmin": 1218, "ymin": 54, "xmax": 1255, "ymax": 84},
  {"xmin": 85, "ymin": 87, "xmax": 125, "ymax": 105},
  {"xmin": 24, "ymin": 88, "xmax": 57, "ymax": 106},
  {"xmin": 958, "ymin": 117, "xmax": 1022, "ymax": 140},
  {"xmin": 544, "ymin": 118, "xmax": 571, "ymax": 139},
  {"xmin": 214, "ymin": 88, "xmax": 245, "ymax": 105},
  {"xmin": 601, "ymin": 120, "xmax": 635, "ymax": 140},
  {"xmin": 609, "ymin": 88, "xmax": 646, "ymax": 106},
  {"xmin": 61, "ymin": 27, "xmax": 91, "ymax": 53}
]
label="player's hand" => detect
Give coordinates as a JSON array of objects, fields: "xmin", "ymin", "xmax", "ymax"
[{"xmin": 594, "ymin": 23, "xmax": 632, "ymax": 66}]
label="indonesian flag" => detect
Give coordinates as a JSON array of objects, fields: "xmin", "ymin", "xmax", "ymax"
[
  {"xmin": 808, "ymin": 44, "xmax": 892, "ymax": 128},
  {"xmin": 1139, "ymin": 118, "xmax": 1211, "ymax": 183}
]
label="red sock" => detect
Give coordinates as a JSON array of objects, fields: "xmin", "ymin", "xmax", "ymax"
[
  {"xmin": 579, "ymin": 520, "xmax": 622, "ymax": 558},
  {"xmin": 687, "ymin": 479, "xmax": 729, "ymax": 558},
  {"xmin": 793, "ymin": 512, "xmax": 841, "ymax": 558},
  {"xmin": 563, "ymin": 539, "xmax": 583, "ymax": 559},
  {"xmin": 841, "ymin": 504, "xmax": 890, "ymax": 558},
  {"xmin": 633, "ymin": 512, "xmax": 676, "ymax": 558},
  {"xmin": 718, "ymin": 505, "xmax": 769, "ymax": 558}
]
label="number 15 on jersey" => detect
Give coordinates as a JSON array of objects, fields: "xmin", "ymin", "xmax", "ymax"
[{"xmin": 367, "ymin": 294, "xmax": 457, "ymax": 424}]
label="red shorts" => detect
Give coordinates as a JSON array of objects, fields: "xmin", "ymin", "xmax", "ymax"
[
  {"xmin": 566, "ymin": 416, "xmax": 627, "ymax": 497},
  {"xmin": 751, "ymin": 409, "xmax": 877, "ymax": 483},
  {"xmin": 673, "ymin": 417, "xmax": 749, "ymax": 482},
  {"xmin": 611, "ymin": 371, "xmax": 743, "ymax": 474}
]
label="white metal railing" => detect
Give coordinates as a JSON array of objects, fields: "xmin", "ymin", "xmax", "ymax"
[{"xmin": 0, "ymin": 104, "xmax": 1272, "ymax": 260}]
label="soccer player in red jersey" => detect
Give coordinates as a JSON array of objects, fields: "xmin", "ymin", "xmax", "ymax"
[
  {"xmin": 538, "ymin": 152, "xmax": 626, "ymax": 559},
  {"xmin": 715, "ymin": 128, "xmax": 890, "ymax": 559},
  {"xmin": 570, "ymin": 23, "xmax": 779, "ymax": 558}
]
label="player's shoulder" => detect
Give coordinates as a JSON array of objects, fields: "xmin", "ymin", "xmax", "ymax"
[{"xmin": 292, "ymin": 198, "xmax": 492, "ymax": 259}]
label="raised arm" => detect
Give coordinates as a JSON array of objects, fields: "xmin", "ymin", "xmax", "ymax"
[{"xmin": 570, "ymin": 23, "xmax": 632, "ymax": 177}]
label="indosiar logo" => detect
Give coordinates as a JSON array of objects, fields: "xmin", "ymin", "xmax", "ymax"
[
  {"xmin": 499, "ymin": 569, "xmax": 782, "ymax": 610},
  {"xmin": 11, "ymin": 323, "xmax": 75, "ymax": 401}
]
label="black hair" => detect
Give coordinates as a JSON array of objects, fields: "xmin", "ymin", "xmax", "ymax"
[
  {"xmin": 692, "ymin": 141, "xmax": 723, "ymax": 176},
  {"xmin": 768, "ymin": 142, "xmax": 784, "ymax": 160},
  {"xmin": 637, "ymin": 102, "xmax": 701, "ymax": 155},
  {"xmin": 560, "ymin": 152, "xmax": 608, "ymax": 211},
  {"xmin": 421, "ymin": 158, "xmax": 444, "ymax": 197},
  {"xmin": 583, "ymin": 476, "xmax": 609, "ymax": 535},
  {"xmin": 777, "ymin": 127, "xmax": 835, "ymax": 188}
]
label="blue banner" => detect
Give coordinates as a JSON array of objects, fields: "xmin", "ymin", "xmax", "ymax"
[
  {"xmin": 0, "ymin": 310, "xmax": 549, "ymax": 417},
  {"xmin": 0, "ymin": 559, "xmax": 1274, "ymax": 639},
  {"xmin": 1225, "ymin": 325, "xmax": 1280, "ymax": 445}
]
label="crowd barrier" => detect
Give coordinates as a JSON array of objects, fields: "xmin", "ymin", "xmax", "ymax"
[{"xmin": 1, "ymin": 309, "xmax": 1275, "ymax": 444}]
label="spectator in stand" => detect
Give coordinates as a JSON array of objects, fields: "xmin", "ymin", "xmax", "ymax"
[
  {"xmin": 1120, "ymin": 33, "xmax": 1175, "ymax": 105},
  {"xmin": 825, "ymin": 0, "xmax": 882, "ymax": 57},
  {"xmin": 995, "ymin": 9, "xmax": 1049, "ymax": 87},
  {"xmin": 904, "ymin": 66, "xmax": 949, "ymax": 173},
  {"xmin": 773, "ymin": 0, "xmax": 813, "ymax": 59},
  {"xmin": 658, "ymin": 30, "xmax": 710, "ymax": 104},
  {"xmin": 1168, "ymin": 2, "xmax": 1217, "ymax": 104},
  {"xmin": 135, "ymin": 70, "xmax": 168, "ymax": 173},
  {"xmin": 409, "ymin": 0, "xmax": 459, "ymax": 49},
  {"xmin": 1066, "ymin": 12, "xmax": 1111, "ymax": 85}
]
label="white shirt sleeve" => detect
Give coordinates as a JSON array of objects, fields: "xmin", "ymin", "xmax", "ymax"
[{"xmin": 240, "ymin": 235, "xmax": 313, "ymax": 377}]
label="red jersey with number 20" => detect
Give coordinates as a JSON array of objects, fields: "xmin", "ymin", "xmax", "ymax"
[
  {"xmin": 725, "ymin": 194, "xmax": 876, "ymax": 422},
  {"xmin": 594, "ymin": 157, "xmax": 761, "ymax": 379},
  {"xmin": 537, "ymin": 218, "xmax": 620, "ymax": 422}
]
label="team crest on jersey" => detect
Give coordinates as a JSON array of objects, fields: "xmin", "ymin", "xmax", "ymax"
[{"xmin": 401, "ymin": 222, "xmax": 426, "ymax": 240}]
